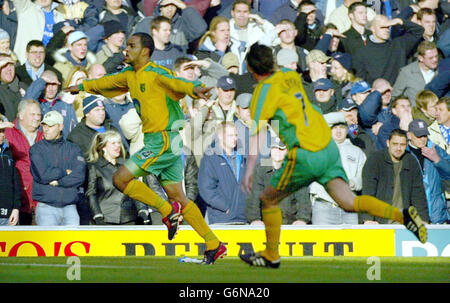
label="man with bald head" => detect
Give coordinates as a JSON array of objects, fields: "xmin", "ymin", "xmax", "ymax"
[
  {"xmin": 88, "ymin": 64, "xmax": 107, "ymax": 80},
  {"xmin": 24, "ymin": 70, "xmax": 78, "ymax": 139},
  {"xmin": 353, "ymin": 12, "xmax": 424, "ymax": 85}
]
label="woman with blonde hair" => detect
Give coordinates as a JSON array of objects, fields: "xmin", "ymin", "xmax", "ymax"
[
  {"xmin": 61, "ymin": 66, "xmax": 89, "ymax": 121},
  {"xmin": 86, "ymin": 130, "xmax": 151, "ymax": 225},
  {"xmin": 329, "ymin": 52, "xmax": 361, "ymax": 100},
  {"xmin": 195, "ymin": 16, "xmax": 231, "ymax": 63}
]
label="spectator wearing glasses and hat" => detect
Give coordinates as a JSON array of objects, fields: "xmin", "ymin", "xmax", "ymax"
[
  {"xmin": 407, "ymin": 119, "xmax": 450, "ymax": 224},
  {"xmin": 67, "ymin": 95, "xmax": 120, "ymax": 158},
  {"xmin": 96, "ymin": 20, "xmax": 126, "ymax": 66},
  {"xmin": 309, "ymin": 111, "xmax": 367, "ymax": 225},
  {"xmin": 53, "ymin": 30, "xmax": 97, "ymax": 83},
  {"xmin": 246, "ymin": 133, "xmax": 312, "ymax": 226}
]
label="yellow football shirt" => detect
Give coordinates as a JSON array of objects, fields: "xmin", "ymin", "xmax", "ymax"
[
  {"xmin": 81, "ymin": 61, "xmax": 202, "ymax": 134},
  {"xmin": 250, "ymin": 68, "xmax": 331, "ymax": 152}
]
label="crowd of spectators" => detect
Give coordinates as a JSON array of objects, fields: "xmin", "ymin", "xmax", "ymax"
[{"xmin": 0, "ymin": 0, "xmax": 449, "ymax": 227}]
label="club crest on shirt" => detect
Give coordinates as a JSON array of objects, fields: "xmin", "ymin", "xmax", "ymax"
[{"xmin": 140, "ymin": 83, "xmax": 145, "ymax": 92}]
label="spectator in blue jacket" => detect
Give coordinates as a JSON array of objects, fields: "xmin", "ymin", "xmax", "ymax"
[
  {"xmin": 24, "ymin": 70, "xmax": 78, "ymax": 140},
  {"xmin": 407, "ymin": 119, "xmax": 450, "ymax": 223},
  {"xmin": 198, "ymin": 121, "xmax": 247, "ymax": 225},
  {"xmin": 30, "ymin": 111, "xmax": 86, "ymax": 226}
]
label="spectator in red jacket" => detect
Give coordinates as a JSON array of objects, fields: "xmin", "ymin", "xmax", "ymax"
[{"xmin": 4, "ymin": 99, "xmax": 43, "ymax": 225}]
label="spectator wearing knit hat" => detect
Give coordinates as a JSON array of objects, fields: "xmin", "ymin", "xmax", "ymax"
[
  {"xmin": 96, "ymin": 20, "xmax": 126, "ymax": 65},
  {"xmin": 53, "ymin": 30, "xmax": 97, "ymax": 83},
  {"xmin": 67, "ymin": 95, "xmax": 120, "ymax": 158},
  {"xmin": 330, "ymin": 51, "xmax": 361, "ymax": 101},
  {"xmin": 0, "ymin": 28, "xmax": 18, "ymax": 62}
]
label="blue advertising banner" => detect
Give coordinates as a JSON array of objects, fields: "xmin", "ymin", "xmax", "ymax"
[{"xmin": 395, "ymin": 226, "xmax": 450, "ymax": 257}]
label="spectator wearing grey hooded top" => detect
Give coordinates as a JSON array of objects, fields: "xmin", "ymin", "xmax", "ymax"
[{"xmin": 149, "ymin": 15, "xmax": 185, "ymax": 70}]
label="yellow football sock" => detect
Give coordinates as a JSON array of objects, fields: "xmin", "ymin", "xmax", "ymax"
[
  {"xmin": 182, "ymin": 201, "xmax": 220, "ymax": 251},
  {"xmin": 261, "ymin": 206, "xmax": 282, "ymax": 261},
  {"xmin": 353, "ymin": 195, "xmax": 404, "ymax": 223},
  {"xmin": 123, "ymin": 179, "xmax": 172, "ymax": 218}
]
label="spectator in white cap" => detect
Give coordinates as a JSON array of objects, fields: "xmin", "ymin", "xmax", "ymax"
[
  {"xmin": 53, "ymin": 30, "xmax": 97, "ymax": 83},
  {"xmin": 276, "ymin": 48, "xmax": 299, "ymax": 71},
  {"xmin": 30, "ymin": 110, "xmax": 86, "ymax": 226}
]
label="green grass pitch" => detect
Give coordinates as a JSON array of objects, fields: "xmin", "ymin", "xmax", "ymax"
[{"xmin": 0, "ymin": 256, "xmax": 448, "ymax": 283}]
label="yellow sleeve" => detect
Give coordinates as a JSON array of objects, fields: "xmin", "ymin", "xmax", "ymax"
[
  {"xmin": 154, "ymin": 69, "xmax": 203, "ymax": 100},
  {"xmin": 249, "ymin": 83, "xmax": 278, "ymax": 136},
  {"xmin": 81, "ymin": 68, "xmax": 130, "ymax": 98}
]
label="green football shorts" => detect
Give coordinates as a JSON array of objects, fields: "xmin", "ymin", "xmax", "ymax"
[
  {"xmin": 124, "ymin": 130, "xmax": 184, "ymax": 184},
  {"xmin": 270, "ymin": 139, "xmax": 348, "ymax": 193}
]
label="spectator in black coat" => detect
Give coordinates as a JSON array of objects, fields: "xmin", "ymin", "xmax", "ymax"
[
  {"xmin": 361, "ymin": 128, "xmax": 429, "ymax": 224},
  {"xmin": 0, "ymin": 116, "xmax": 21, "ymax": 226},
  {"xmin": 353, "ymin": 13, "xmax": 424, "ymax": 85}
]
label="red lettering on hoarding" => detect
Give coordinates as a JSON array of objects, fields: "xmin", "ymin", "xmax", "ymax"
[
  {"xmin": 0, "ymin": 242, "xmax": 5, "ymax": 252},
  {"xmin": 64, "ymin": 241, "xmax": 91, "ymax": 256},
  {"xmin": 54, "ymin": 242, "xmax": 62, "ymax": 256},
  {"xmin": 8, "ymin": 241, "xmax": 46, "ymax": 256}
]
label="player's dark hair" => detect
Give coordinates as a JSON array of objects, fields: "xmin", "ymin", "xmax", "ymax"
[
  {"xmin": 133, "ymin": 32, "xmax": 155, "ymax": 57},
  {"xmin": 246, "ymin": 43, "xmax": 275, "ymax": 75},
  {"xmin": 388, "ymin": 128, "xmax": 407, "ymax": 141}
]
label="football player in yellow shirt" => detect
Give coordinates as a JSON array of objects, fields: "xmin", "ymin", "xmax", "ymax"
[
  {"xmin": 239, "ymin": 44, "xmax": 428, "ymax": 268},
  {"xmin": 66, "ymin": 33, "xmax": 226, "ymax": 264}
]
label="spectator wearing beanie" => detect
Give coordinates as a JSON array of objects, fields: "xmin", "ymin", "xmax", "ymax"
[
  {"xmin": 67, "ymin": 95, "xmax": 120, "ymax": 158},
  {"xmin": 53, "ymin": 31, "xmax": 97, "ymax": 83},
  {"xmin": 96, "ymin": 20, "xmax": 126, "ymax": 65}
]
